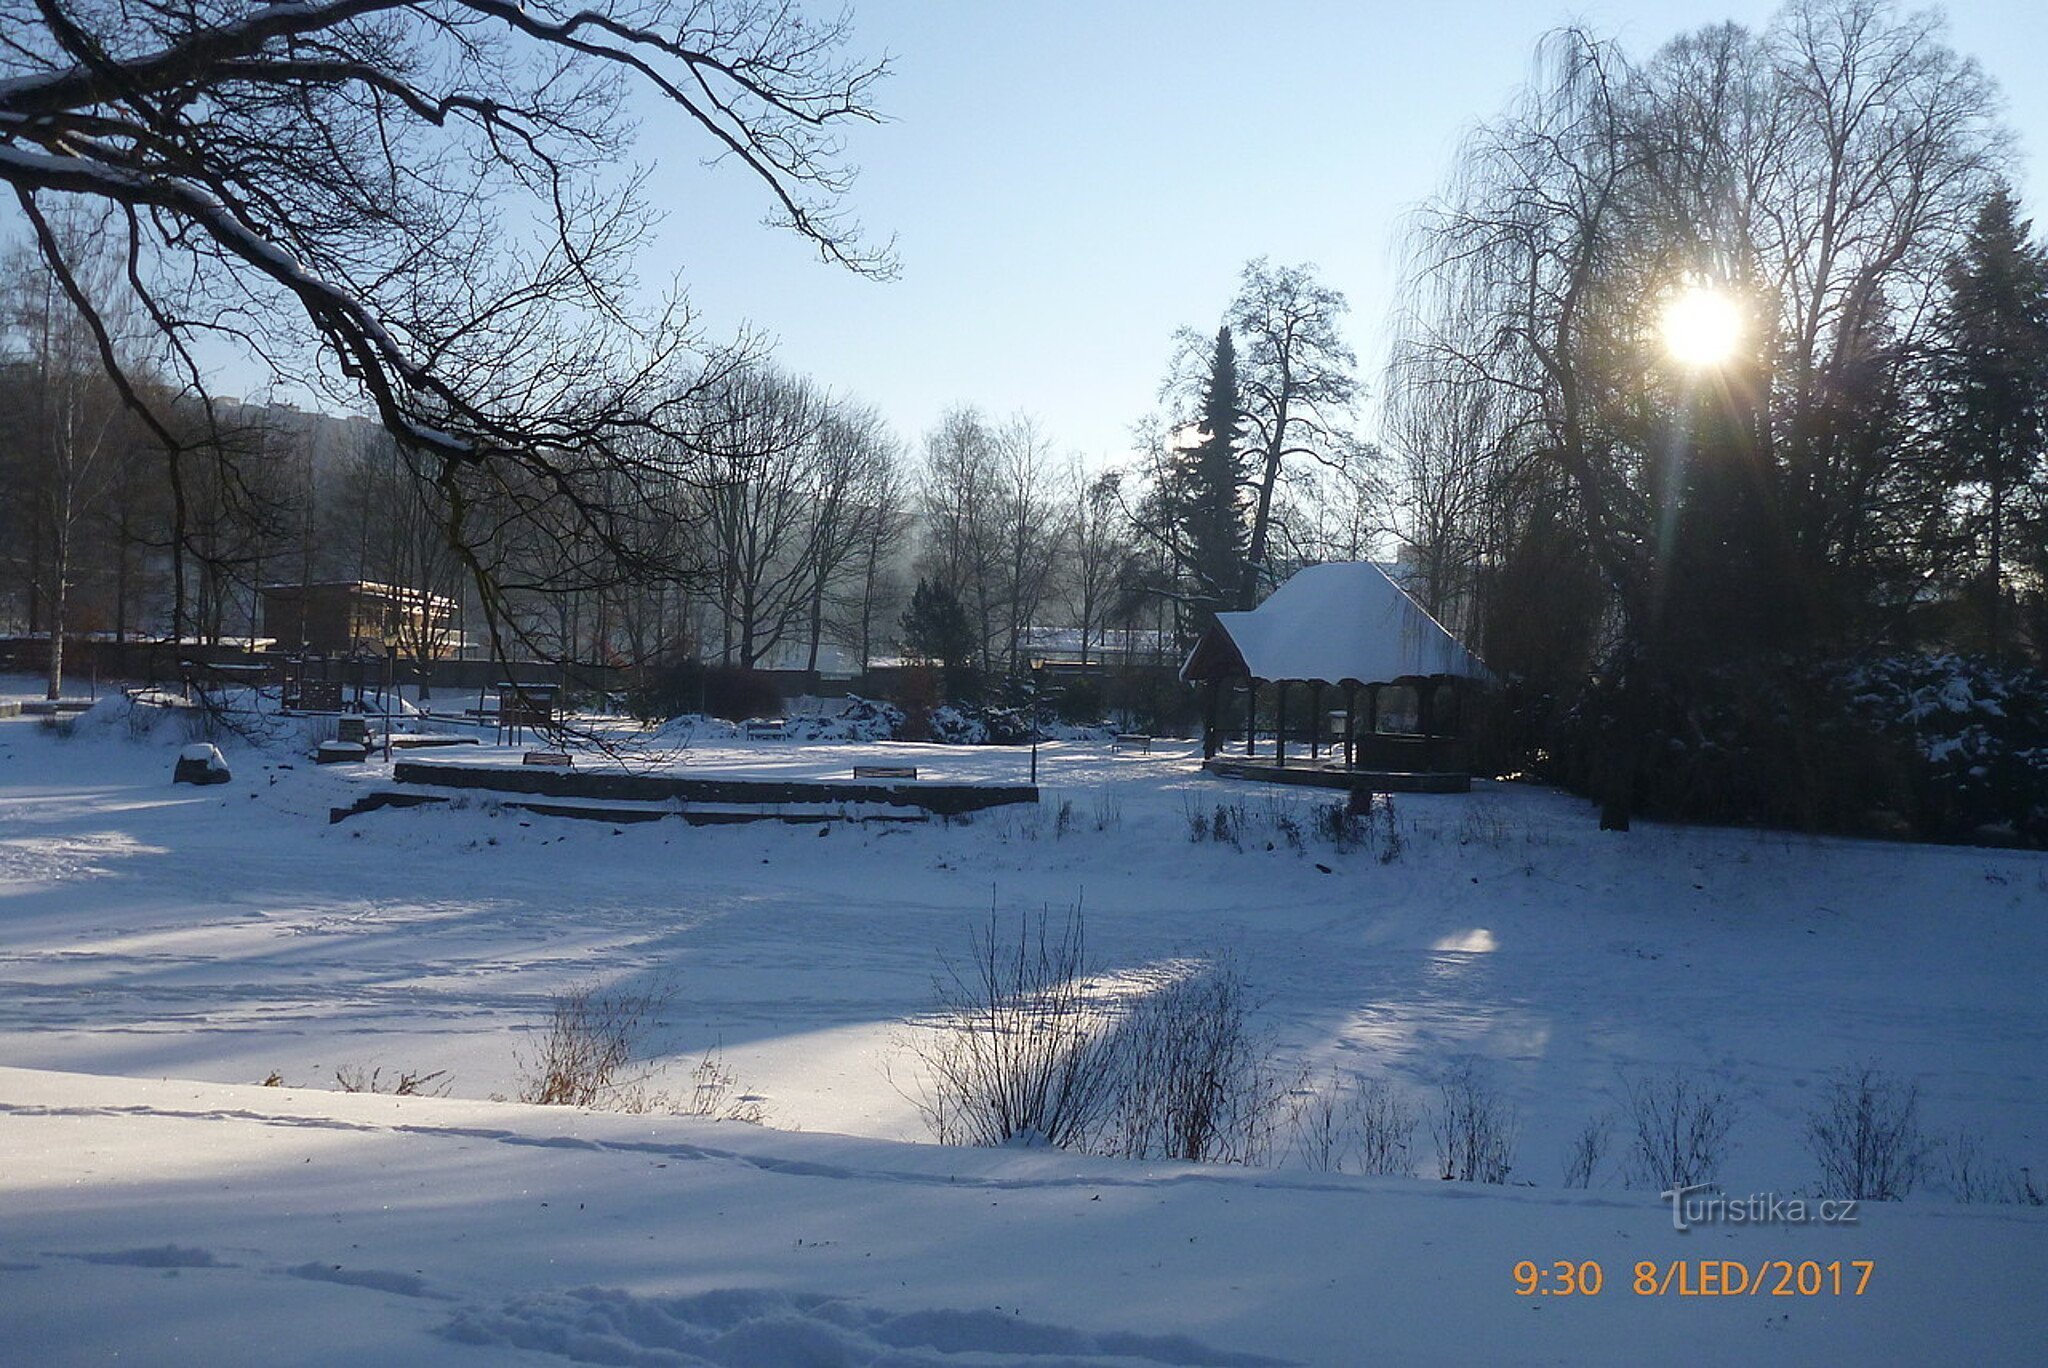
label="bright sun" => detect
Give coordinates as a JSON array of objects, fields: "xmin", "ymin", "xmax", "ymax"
[{"xmin": 1659, "ymin": 285, "xmax": 1743, "ymax": 368}]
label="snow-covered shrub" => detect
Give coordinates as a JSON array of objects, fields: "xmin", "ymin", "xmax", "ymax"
[
  {"xmin": 650, "ymin": 713, "xmax": 742, "ymax": 746},
  {"xmin": 1621, "ymin": 1069, "xmax": 1737, "ymax": 1191},
  {"xmin": 779, "ymin": 696, "xmax": 903, "ymax": 742},
  {"xmin": 1838, "ymin": 655, "xmax": 2048, "ymax": 846},
  {"xmin": 925, "ymin": 703, "xmax": 989, "ymax": 745},
  {"xmin": 1542, "ymin": 654, "xmax": 2048, "ymax": 847},
  {"xmin": 1804, "ymin": 1065, "xmax": 1931, "ymax": 1201},
  {"xmin": 921, "ymin": 701, "xmax": 1034, "ymax": 746},
  {"xmin": 1429, "ymin": 1063, "xmax": 1519, "ymax": 1183}
]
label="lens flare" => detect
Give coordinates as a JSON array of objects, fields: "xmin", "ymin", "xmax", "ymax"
[{"xmin": 1660, "ymin": 286, "xmax": 1743, "ymax": 368}]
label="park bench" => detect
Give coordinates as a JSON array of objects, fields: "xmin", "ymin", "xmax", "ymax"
[
  {"xmin": 743, "ymin": 719, "xmax": 789, "ymax": 739},
  {"xmin": 1113, "ymin": 733, "xmax": 1153, "ymax": 754},
  {"xmin": 522, "ymin": 751, "xmax": 573, "ymax": 768},
  {"xmin": 852, "ymin": 764, "xmax": 917, "ymax": 780}
]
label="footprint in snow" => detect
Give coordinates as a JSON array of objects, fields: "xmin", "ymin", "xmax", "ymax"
[{"xmin": 443, "ymin": 1286, "xmax": 1298, "ymax": 1367}]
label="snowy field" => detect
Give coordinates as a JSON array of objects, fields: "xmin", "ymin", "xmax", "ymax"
[{"xmin": 2, "ymin": 686, "xmax": 2045, "ymax": 1365}]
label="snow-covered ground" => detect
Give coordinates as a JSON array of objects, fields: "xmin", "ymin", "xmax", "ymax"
[{"xmin": 2, "ymin": 687, "xmax": 2045, "ymax": 1364}]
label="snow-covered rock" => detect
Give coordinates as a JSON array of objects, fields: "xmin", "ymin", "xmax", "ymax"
[{"xmin": 172, "ymin": 743, "xmax": 231, "ymax": 785}]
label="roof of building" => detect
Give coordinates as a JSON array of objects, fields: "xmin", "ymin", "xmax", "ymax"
[{"xmin": 1180, "ymin": 561, "xmax": 1491, "ymax": 686}]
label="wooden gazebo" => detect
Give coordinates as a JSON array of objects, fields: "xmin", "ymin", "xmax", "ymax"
[{"xmin": 1180, "ymin": 562, "xmax": 1492, "ymax": 792}]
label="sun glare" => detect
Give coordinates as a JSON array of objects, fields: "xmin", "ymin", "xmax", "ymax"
[{"xmin": 1659, "ymin": 285, "xmax": 1743, "ymax": 368}]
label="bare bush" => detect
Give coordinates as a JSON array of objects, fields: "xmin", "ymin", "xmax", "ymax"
[
  {"xmin": 1351, "ymin": 1078, "xmax": 1421, "ymax": 1177},
  {"xmin": 1342, "ymin": 790, "xmax": 1404, "ymax": 863},
  {"xmin": 1430, "ymin": 1063, "xmax": 1518, "ymax": 1183},
  {"xmin": 1314, "ymin": 800, "xmax": 1365, "ymax": 850},
  {"xmin": 1562, "ymin": 1115, "xmax": 1613, "ymax": 1189},
  {"xmin": 1288, "ymin": 1077, "xmax": 1349, "ymax": 1173},
  {"xmin": 1805, "ymin": 1065, "xmax": 1931, "ymax": 1201},
  {"xmin": 683, "ymin": 1050, "xmax": 767, "ymax": 1124},
  {"xmin": 1103, "ymin": 957, "xmax": 1286, "ymax": 1165},
  {"xmin": 1092, "ymin": 796, "xmax": 1122, "ymax": 831},
  {"xmin": 517, "ymin": 985, "xmax": 664, "ymax": 1108},
  {"xmin": 1623, "ymin": 1070, "xmax": 1737, "ymax": 1191},
  {"xmin": 335, "ymin": 1065, "xmax": 452, "ymax": 1097},
  {"xmin": 611, "ymin": 1048, "xmax": 766, "ymax": 1124},
  {"xmin": 907, "ymin": 905, "xmax": 1121, "ymax": 1149},
  {"xmin": 1373, "ymin": 795, "xmax": 1404, "ymax": 863},
  {"xmin": 1457, "ymin": 799, "xmax": 1513, "ymax": 848},
  {"xmin": 1290, "ymin": 1073, "xmax": 1419, "ymax": 1176},
  {"xmin": 908, "ymin": 912, "xmax": 1292, "ymax": 1165},
  {"xmin": 1938, "ymin": 1128, "xmax": 2040, "ymax": 1204}
]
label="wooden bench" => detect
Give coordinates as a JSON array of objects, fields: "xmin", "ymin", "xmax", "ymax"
[
  {"xmin": 522, "ymin": 751, "xmax": 573, "ymax": 768},
  {"xmin": 852, "ymin": 764, "xmax": 917, "ymax": 780},
  {"xmin": 1113, "ymin": 733, "xmax": 1153, "ymax": 754},
  {"xmin": 743, "ymin": 719, "xmax": 788, "ymax": 739}
]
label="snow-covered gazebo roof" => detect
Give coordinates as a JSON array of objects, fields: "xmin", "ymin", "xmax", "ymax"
[{"xmin": 1180, "ymin": 562, "xmax": 1491, "ymax": 686}]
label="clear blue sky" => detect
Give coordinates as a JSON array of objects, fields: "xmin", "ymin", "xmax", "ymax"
[
  {"xmin": 8, "ymin": 2, "xmax": 2040, "ymax": 461},
  {"xmin": 650, "ymin": 0, "xmax": 2048, "ymax": 467}
]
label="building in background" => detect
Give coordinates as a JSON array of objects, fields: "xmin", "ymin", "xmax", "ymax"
[{"xmin": 259, "ymin": 580, "xmax": 457, "ymax": 657}]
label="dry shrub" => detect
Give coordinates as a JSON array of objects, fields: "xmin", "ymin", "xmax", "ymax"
[
  {"xmin": 517, "ymin": 984, "xmax": 663, "ymax": 1107},
  {"xmin": 1430, "ymin": 1062, "xmax": 1519, "ymax": 1183},
  {"xmin": 1805, "ymin": 1065, "xmax": 1930, "ymax": 1201},
  {"xmin": 1562, "ymin": 1114, "xmax": 1613, "ymax": 1189},
  {"xmin": 1101, "ymin": 956, "xmax": 1285, "ymax": 1165},
  {"xmin": 335, "ymin": 1065, "xmax": 452, "ymax": 1097},
  {"xmin": 1289, "ymin": 1073, "xmax": 1419, "ymax": 1176},
  {"xmin": 1623, "ymin": 1069, "xmax": 1737, "ymax": 1191},
  {"xmin": 907, "ymin": 905, "xmax": 1121, "ymax": 1149},
  {"xmin": 907, "ymin": 910, "xmax": 1288, "ymax": 1164}
]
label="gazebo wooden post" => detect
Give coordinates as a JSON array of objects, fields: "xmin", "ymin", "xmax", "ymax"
[
  {"xmin": 1343, "ymin": 683, "xmax": 1358, "ymax": 769},
  {"xmin": 1203, "ymin": 678, "xmax": 1221, "ymax": 759},
  {"xmin": 1275, "ymin": 681, "xmax": 1288, "ymax": 768},
  {"xmin": 1417, "ymin": 678, "xmax": 1436, "ymax": 769},
  {"xmin": 1243, "ymin": 676, "xmax": 1257, "ymax": 757},
  {"xmin": 1367, "ymin": 684, "xmax": 1381, "ymax": 767},
  {"xmin": 1309, "ymin": 681, "xmax": 1324, "ymax": 760}
]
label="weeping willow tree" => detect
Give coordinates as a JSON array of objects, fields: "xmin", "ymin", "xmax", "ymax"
[{"xmin": 1388, "ymin": 0, "xmax": 2006, "ymax": 826}]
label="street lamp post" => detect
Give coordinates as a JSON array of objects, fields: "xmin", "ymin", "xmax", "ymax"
[{"xmin": 1029, "ymin": 658, "xmax": 1046, "ymax": 785}]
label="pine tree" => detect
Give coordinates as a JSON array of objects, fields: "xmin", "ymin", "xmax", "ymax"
[
  {"xmin": 1166, "ymin": 326, "xmax": 1249, "ymax": 632},
  {"xmin": 1932, "ymin": 184, "xmax": 2048, "ymax": 658},
  {"xmin": 900, "ymin": 577, "xmax": 978, "ymax": 671}
]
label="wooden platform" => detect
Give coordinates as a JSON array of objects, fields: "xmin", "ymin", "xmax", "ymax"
[
  {"xmin": 328, "ymin": 791, "xmax": 935, "ymax": 827},
  {"xmin": 1203, "ymin": 757, "xmax": 1470, "ymax": 793},
  {"xmin": 385, "ymin": 758, "xmax": 1038, "ymax": 818}
]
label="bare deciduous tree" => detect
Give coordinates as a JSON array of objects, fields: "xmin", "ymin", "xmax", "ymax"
[
  {"xmin": 1, "ymin": 207, "xmax": 141, "ymax": 695},
  {"xmin": 1229, "ymin": 259, "xmax": 1360, "ymax": 606},
  {"xmin": 0, "ymin": 0, "xmax": 889, "ymax": 662}
]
